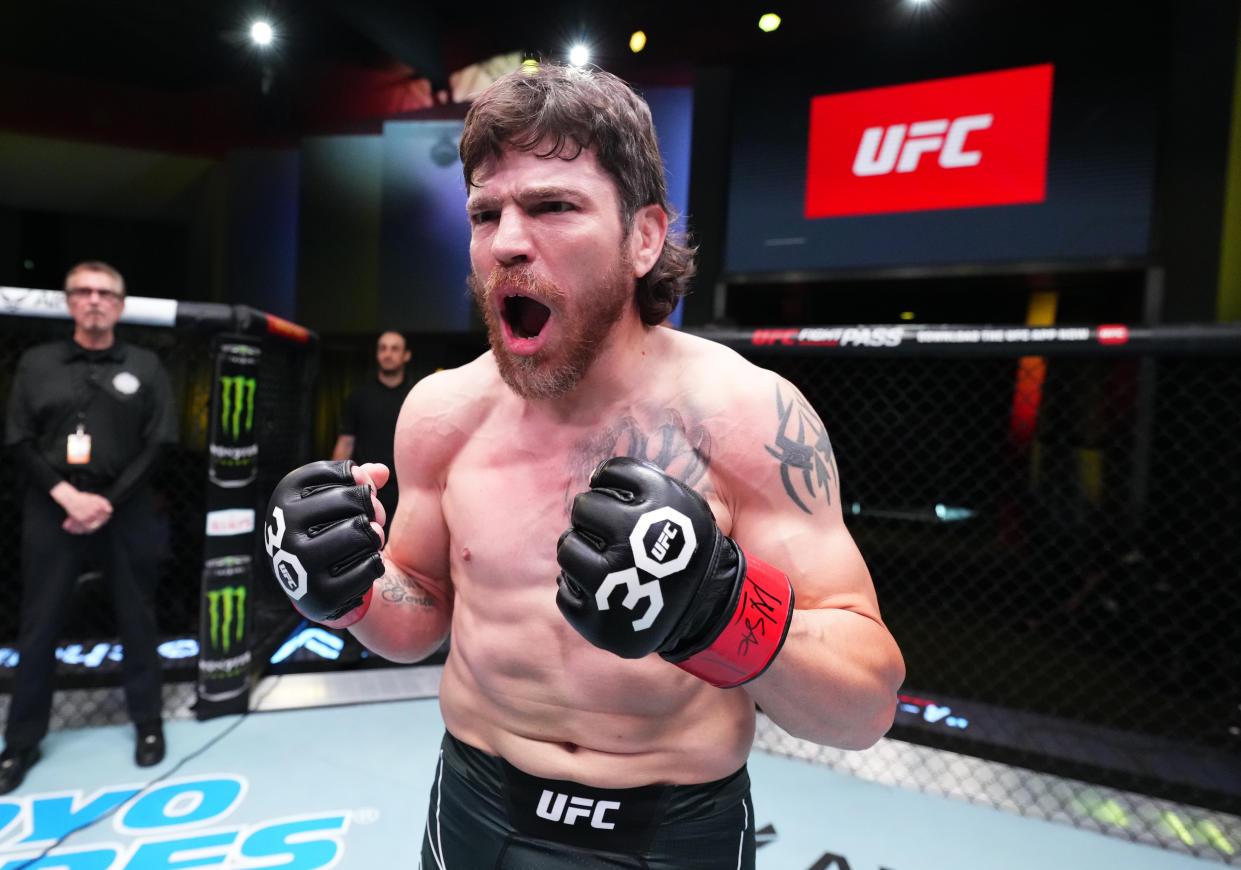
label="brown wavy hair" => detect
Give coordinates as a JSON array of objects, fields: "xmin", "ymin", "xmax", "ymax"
[{"xmin": 460, "ymin": 62, "xmax": 696, "ymax": 326}]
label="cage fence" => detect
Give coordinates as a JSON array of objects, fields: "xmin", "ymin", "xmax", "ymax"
[{"xmin": 720, "ymin": 324, "xmax": 1240, "ymax": 863}]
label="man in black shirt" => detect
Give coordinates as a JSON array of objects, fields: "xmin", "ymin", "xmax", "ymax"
[
  {"xmin": 331, "ymin": 331, "xmax": 413, "ymax": 535},
  {"xmin": 1, "ymin": 261, "xmax": 178, "ymax": 794}
]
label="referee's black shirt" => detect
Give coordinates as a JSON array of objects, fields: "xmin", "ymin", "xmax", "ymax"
[{"xmin": 5, "ymin": 339, "xmax": 178, "ymax": 504}]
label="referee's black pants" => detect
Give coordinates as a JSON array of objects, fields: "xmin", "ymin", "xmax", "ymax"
[{"xmin": 4, "ymin": 486, "xmax": 164, "ymax": 752}]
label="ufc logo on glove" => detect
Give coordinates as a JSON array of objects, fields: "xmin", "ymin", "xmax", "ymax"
[
  {"xmin": 264, "ymin": 506, "xmax": 308, "ymax": 599},
  {"xmin": 594, "ymin": 507, "xmax": 697, "ymax": 631},
  {"xmin": 556, "ymin": 457, "xmax": 794, "ymax": 688}
]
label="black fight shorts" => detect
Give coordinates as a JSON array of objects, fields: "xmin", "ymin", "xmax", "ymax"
[{"xmin": 419, "ymin": 732, "xmax": 756, "ymax": 870}]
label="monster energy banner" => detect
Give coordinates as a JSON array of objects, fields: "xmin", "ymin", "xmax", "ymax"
[
  {"xmin": 211, "ymin": 343, "xmax": 260, "ymax": 487},
  {"xmin": 198, "ymin": 338, "xmax": 261, "ymax": 718},
  {"xmin": 199, "ymin": 556, "xmax": 252, "ymax": 703}
]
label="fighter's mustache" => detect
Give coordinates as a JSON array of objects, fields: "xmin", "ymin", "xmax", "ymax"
[
  {"xmin": 483, "ymin": 265, "xmax": 559, "ymax": 299},
  {"xmin": 482, "ymin": 267, "xmax": 562, "ymax": 341}
]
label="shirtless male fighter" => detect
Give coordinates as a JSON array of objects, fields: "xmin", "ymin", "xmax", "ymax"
[{"xmin": 265, "ymin": 62, "xmax": 905, "ymax": 869}]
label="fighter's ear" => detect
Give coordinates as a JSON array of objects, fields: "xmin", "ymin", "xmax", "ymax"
[{"xmin": 628, "ymin": 204, "xmax": 667, "ymax": 279}]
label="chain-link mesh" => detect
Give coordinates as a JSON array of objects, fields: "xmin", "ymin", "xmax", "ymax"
[
  {"xmin": 246, "ymin": 328, "xmax": 322, "ymax": 670},
  {"xmin": 255, "ymin": 330, "xmax": 486, "ymax": 675},
  {"xmin": 0, "ymin": 312, "xmax": 316, "ymax": 729},
  {"xmin": 736, "ymin": 334, "xmax": 1241, "ymax": 861}
]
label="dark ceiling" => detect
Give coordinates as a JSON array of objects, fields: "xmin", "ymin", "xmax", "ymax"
[
  {"xmin": 2, "ymin": 0, "xmax": 1017, "ymax": 88},
  {"xmin": 0, "ymin": 0, "xmax": 1150, "ymax": 152}
]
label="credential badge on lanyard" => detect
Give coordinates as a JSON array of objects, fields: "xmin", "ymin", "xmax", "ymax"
[{"xmin": 67, "ymin": 423, "xmax": 91, "ymax": 464}]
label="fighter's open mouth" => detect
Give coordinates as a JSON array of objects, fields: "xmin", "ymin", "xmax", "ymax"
[{"xmin": 503, "ymin": 295, "xmax": 551, "ymax": 339}]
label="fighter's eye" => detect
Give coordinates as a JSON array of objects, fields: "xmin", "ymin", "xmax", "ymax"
[{"xmin": 503, "ymin": 295, "xmax": 551, "ymax": 339}]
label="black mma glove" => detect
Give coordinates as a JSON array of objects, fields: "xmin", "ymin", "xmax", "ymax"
[
  {"xmin": 556, "ymin": 457, "xmax": 795, "ymax": 688},
  {"xmin": 264, "ymin": 460, "xmax": 384, "ymax": 629}
]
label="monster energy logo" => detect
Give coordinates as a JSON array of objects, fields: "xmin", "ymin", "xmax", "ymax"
[
  {"xmin": 207, "ymin": 586, "xmax": 247, "ymax": 654},
  {"xmin": 219, "ymin": 376, "xmax": 256, "ymax": 442}
]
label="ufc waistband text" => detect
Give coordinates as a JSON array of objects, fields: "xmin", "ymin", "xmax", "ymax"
[{"xmin": 501, "ymin": 762, "xmax": 665, "ymax": 852}]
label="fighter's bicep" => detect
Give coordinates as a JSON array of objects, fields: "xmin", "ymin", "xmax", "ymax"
[
  {"xmin": 387, "ymin": 404, "xmax": 455, "ymax": 598},
  {"xmin": 727, "ymin": 377, "xmax": 875, "ymax": 612},
  {"xmin": 733, "ymin": 493, "xmax": 876, "ymax": 616},
  {"xmin": 385, "ymin": 480, "xmax": 451, "ymax": 588},
  {"xmin": 755, "ymin": 378, "xmax": 841, "ymax": 517}
]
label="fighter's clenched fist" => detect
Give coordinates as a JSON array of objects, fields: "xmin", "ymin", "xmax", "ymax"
[
  {"xmin": 265, "ymin": 460, "xmax": 387, "ymax": 629},
  {"xmin": 556, "ymin": 457, "xmax": 795, "ymax": 688}
]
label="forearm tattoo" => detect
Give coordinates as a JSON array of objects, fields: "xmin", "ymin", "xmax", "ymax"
[
  {"xmin": 765, "ymin": 386, "xmax": 838, "ymax": 514},
  {"xmin": 568, "ymin": 409, "xmax": 712, "ymax": 509},
  {"xmin": 377, "ymin": 571, "xmax": 436, "ymax": 608}
]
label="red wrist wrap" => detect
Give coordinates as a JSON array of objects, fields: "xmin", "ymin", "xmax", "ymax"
[
  {"xmin": 292, "ymin": 586, "xmax": 374, "ymax": 630},
  {"xmin": 676, "ymin": 550, "xmax": 794, "ymax": 688}
]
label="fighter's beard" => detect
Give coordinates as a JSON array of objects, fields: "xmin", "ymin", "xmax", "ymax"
[{"xmin": 469, "ymin": 258, "xmax": 631, "ymax": 401}]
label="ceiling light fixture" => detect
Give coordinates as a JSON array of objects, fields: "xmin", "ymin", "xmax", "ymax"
[
  {"xmin": 758, "ymin": 13, "xmax": 781, "ymax": 33},
  {"xmin": 250, "ymin": 20, "xmax": 274, "ymax": 47},
  {"xmin": 568, "ymin": 44, "xmax": 590, "ymax": 66},
  {"xmin": 630, "ymin": 31, "xmax": 647, "ymax": 53}
]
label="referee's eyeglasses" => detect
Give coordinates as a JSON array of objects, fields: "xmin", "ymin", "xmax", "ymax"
[{"xmin": 66, "ymin": 286, "xmax": 124, "ymax": 302}]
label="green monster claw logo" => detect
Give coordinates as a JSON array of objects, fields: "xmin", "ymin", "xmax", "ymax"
[
  {"xmin": 219, "ymin": 376, "xmax": 256, "ymax": 441},
  {"xmin": 207, "ymin": 586, "xmax": 247, "ymax": 654}
]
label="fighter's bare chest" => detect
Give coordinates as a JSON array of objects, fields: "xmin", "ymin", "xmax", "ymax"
[{"xmin": 441, "ymin": 404, "xmax": 724, "ymax": 579}]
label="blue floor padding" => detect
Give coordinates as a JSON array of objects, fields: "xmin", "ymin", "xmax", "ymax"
[{"xmin": 0, "ymin": 698, "xmax": 1226, "ymax": 869}]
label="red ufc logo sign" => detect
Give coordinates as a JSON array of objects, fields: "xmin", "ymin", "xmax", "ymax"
[{"xmin": 805, "ymin": 64, "xmax": 1053, "ymax": 218}]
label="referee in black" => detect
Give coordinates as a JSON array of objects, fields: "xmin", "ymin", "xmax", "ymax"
[{"xmin": 0, "ymin": 260, "xmax": 177, "ymax": 794}]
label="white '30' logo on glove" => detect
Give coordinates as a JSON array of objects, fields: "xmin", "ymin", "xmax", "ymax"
[
  {"xmin": 594, "ymin": 507, "xmax": 697, "ymax": 632},
  {"xmin": 265, "ymin": 506, "xmax": 309, "ymax": 600}
]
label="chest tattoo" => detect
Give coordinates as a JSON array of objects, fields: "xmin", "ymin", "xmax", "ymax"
[
  {"xmin": 765, "ymin": 385, "xmax": 838, "ymax": 514},
  {"xmin": 566, "ymin": 409, "xmax": 712, "ymax": 509}
]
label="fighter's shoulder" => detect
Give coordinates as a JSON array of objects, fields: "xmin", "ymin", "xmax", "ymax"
[
  {"xmin": 664, "ymin": 333, "xmax": 827, "ymax": 516},
  {"xmin": 397, "ymin": 352, "xmax": 499, "ymax": 441},
  {"xmin": 664, "ymin": 328, "xmax": 789, "ymax": 413}
]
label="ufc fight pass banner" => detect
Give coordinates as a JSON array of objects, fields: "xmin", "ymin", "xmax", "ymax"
[
  {"xmin": 197, "ymin": 339, "xmax": 261, "ymax": 717},
  {"xmin": 804, "ymin": 64, "xmax": 1053, "ymax": 218}
]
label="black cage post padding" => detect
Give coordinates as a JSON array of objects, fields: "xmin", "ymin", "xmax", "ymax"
[{"xmin": 196, "ymin": 336, "xmax": 263, "ymax": 719}]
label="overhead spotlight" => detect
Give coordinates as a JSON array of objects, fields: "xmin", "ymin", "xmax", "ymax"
[
  {"xmin": 630, "ymin": 30, "xmax": 647, "ymax": 53},
  {"xmin": 568, "ymin": 44, "xmax": 590, "ymax": 67},
  {"xmin": 900, "ymin": 311, "xmax": 916, "ymax": 321},
  {"xmin": 250, "ymin": 20, "xmax": 274, "ymax": 47},
  {"xmin": 758, "ymin": 13, "xmax": 781, "ymax": 33}
]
